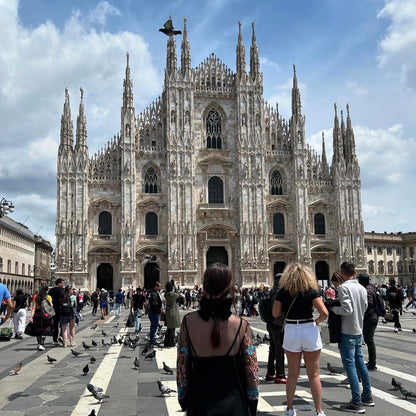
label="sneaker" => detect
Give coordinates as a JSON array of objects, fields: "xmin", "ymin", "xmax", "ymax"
[
  {"xmin": 285, "ymin": 409, "xmax": 297, "ymax": 416},
  {"xmin": 394, "ymin": 328, "xmax": 399, "ymax": 333},
  {"xmin": 275, "ymin": 377, "xmax": 287, "ymax": 384},
  {"xmin": 317, "ymin": 412, "xmax": 326, "ymax": 416},
  {"xmin": 339, "ymin": 402, "xmax": 365, "ymax": 413},
  {"xmin": 38, "ymin": 345, "xmax": 45, "ymax": 351},
  {"xmin": 58, "ymin": 336, "xmax": 64, "ymax": 344},
  {"xmin": 361, "ymin": 397, "xmax": 375, "ymax": 407},
  {"xmin": 265, "ymin": 373, "xmax": 275, "ymax": 381},
  {"xmin": 70, "ymin": 341, "xmax": 76, "ymax": 346}
]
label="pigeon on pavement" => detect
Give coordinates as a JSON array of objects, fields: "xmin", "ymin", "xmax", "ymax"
[
  {"xmin": 71, "ymin": 349, "xmax": 82, "ymax": 357},
  {"xmin": 82, "ymin": 364, "xmax": 89, "ymax": 376},
  {"xmin": 87, "ymin": 383, "xmax": 103, "ymax": 395},
  {"xmin": 88, "ymin": 410, "xmax": 96, "ymax": 416},
  {"xmin": 90, "ymin": 356, "xmax": 97, "ymax": 364},
  {"xmin": 392, "ymin": 377, "xmax": 399, "ymax": 390},
  {"xmin": 91, "ymin": 339, "xmax": 98, "ymax": 347},
  {"xmin": 413, "ymin": 328, "xmax": 416, "ymax": 334},
  {"xmin": 157, "ymin": 380, "xmax": 176, "ymax": 396},
  {"xmin": 145, "ymin": 350, "xmax": 156, "ymax": 360},
  {"xmin": 90, "ymin": 324, "xmax": 97, "ymax": 329},
  {"xmin": 10, "ymin": 362, "xmax": 23, "ymax": 375},
  {"xmin": 102, "ymin": 330, "xmax": 107, "ymax": 337},
  {"xmin": 141, "ymin": 346, "xmax": 150, "ymax": 355},
  {"xmin": 47, "ymin": 355, "xmax": 57, "ymax": 363},
  {"xmin": 82, "ymin": 342, "xmax": 91, "ymax": 350},
  {"xmin": 92, "ymin": 389, "xmax": 109, "ymax": 402},
  {"xmin": 163, "ymin": 362, "xmax": 173, "ymax": 375},
  {"xmin": 133, "ymin": 357, "xmax": 140, "ymax": 370},
  {"xmin": 327, "ymin": 362, "xmax": 345, "ymax": 375},
  {"xmin": 397, "ymin": 382, "xmax": 416, "ymax": 399}
]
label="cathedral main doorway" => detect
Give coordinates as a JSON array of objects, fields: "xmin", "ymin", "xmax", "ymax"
[
  {"xmin": 206, "ymin": 246, "xmax": 228, "ymax": 267},
  {"xmin": 97, "ymin": 263, "xmax": 113, "ymax": 291},
  {"xmin": 274, "ymin": 261, "xmax": 286, "ymax": 276},
  {"xmin": 144, "ymin": 263, "xmax": 160, "ymax": 290},
  {"xmin": 315, "ymin": 261, "xmax": 329, "ymax": 288}
]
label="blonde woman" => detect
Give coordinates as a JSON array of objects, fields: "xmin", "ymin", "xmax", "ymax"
[{"xmin": 272, "ymin": 263, "xmax": 328, "ymax": 416}]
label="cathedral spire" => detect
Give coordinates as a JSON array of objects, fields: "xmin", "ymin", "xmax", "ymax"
[
  {"xmin": 123, "ymin": 52, "xmax": 134, "ymax": 108},
  {"xmin": 291, "ymin": 64, "xmax": 302, "ymax": 119},
  {"xmin": 332, "ymin": 103, "xmax": 344, "ymax": 164},
  {"xmin": 249, "ymin": 22, "xmax": 260, "ymax": 81},
  {"xmin": 181, "ymin": 16, "xmax": 191, "ymax": 76},
  {"xmin": 346, "ymin": 103, "xmax": 357, "ymax": 161},
  {"xmin": 60, "ymin": 87, "xmax": 74, "ymax": 149},
  {"xmin": 321, "ymin": 132, "xmax": 329, "ymax": 178},
  {"xmin": 166, "ymin": 18, "xmax": 177, "ymax": 77},
  {"xmin": 75, "ymin": 87, "xmax": 87, "ymax": 149},
  {"xmin": 236, "ymin": 21, "xmax": 246, "ymax": 81}
]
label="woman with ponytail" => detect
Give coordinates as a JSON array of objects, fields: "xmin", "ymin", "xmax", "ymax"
[{"xmin": 176, "ymin": 263, "xmax": 259, "ymax": 415}]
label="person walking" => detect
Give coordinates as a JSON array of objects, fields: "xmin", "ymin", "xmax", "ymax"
[
  {"xmin": 26, "ymin": 286, "xmax": 54, "ymax": 350},
  {"xmin": 91, "ymin": 288, "xmax": 99, "ymax": 316},
  {"xmin": 272, "ymin": 263, "xmax": 328, "ymax": 416},
  {"xmin": 386, "ymin": 279, "xmax": 403, "ymax": 332},
  {"xmin": 357, "ymin": 273, "xmax": 379, "ymax": 370},
  {"xmin": 115, "ymin": 289, "xmax": 124, "ymax": 316},
  {"xmin": 99, "ymin": 289, "xmax": 109, "ymax": 320},
  {"xmin": 148, "ymin": 282, "xmax": 163, "ymax": 345},
  {"xmin": 12, "ymin": 288, "xmax": 28, "ymax": 339},
  {"xmin": 131, "ymin": 287, "xmax": 146, "ymax": 333},
  {"xmin": 48, "ymin": 278, "xmax": 65, "ymax": 345},
  {"xmin": 176, "ymin": 263, "xmax": 259, "ymax": 415},
  {"xmin": 265, "ymin": 273, "xmax": 287, "ymax": 384},
  {"xmin": 60, "ymin": 285, "xmax": 76, "ymax": 347},
  {"xmin": 330, "ymin": 262, "xmax": 374, "ymax": 413},
  {"xmin": 163, "ymin": 282, "xmax": 180, "ymax": 347},
  {"xmin": 0, "ymin": 282, "xmax": 14, "ymax": 325}
]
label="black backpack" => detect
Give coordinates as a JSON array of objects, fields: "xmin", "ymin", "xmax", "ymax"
[
  {"xmin": 259, "ymin": 292, "xmax": 274, "ymax": 323},
  {"xmin": 374, "ymin": 292, "xmax": 386, "ymax": 317}
]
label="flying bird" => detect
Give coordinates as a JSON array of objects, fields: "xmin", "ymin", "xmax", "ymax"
[
  {"xmin": 327, "ymin": 362, "xmax": 345, "ymax": 375},
  {"xmin": 157, "ymin": 380, "xmax": 176, "ymax": 396},
  {"xmin": 71, "ymin": 349, "xmax": 83, "ymax": 357},
  {"xmin": 82, "ymin": 364, "xmax": 89, "ymax": 376},
  {"xmin": 47, "ymin": 355, "xmax": 57, "ymax": 364},
  {"xmin": 159, "ymin": 16, "xmax": 182, "ymax": 37},
  {"xmin": 145, "ymin": 350, "xmax": 156, "ymax": 360},
  {"xmin": 133, "ymin": 357, "xmax": 140, "ymax": 370},
  {"xmin": 82, "ymin": 341, "xmax": 91, "ymax": 350},
  {"xmin": 91, "ymin": 339, "xmax": 98, "ymax": 347},
  {"xmin": 90, "ymin": 356, "xmax": 97, "ymax": 364},
  {"xmin": 392, "ymin": 377, "xmax": 400, "ymax": 390},
  {"xmin": 10, "ymin": 362, "xmax": 23, "ymax": 375},
  {"xmin": 163, "ymin": 362, "xmax": 173, "ymax": 375}
]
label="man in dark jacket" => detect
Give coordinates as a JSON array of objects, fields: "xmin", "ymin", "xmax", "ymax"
[
  {"xmin": 358, "ymin": 273, "xmax": 378, "ymax": 370},
  {"xmin": 48, "ymin": 278, "xmax": 65, "ymax": 344},
  {"xmin": 148, "ymin": 282, "xmax": 163, "ymax": 344},
  {"xmin": 266, "ymin": 274, "xmax": 286, "ymax": 383},
  {"xmin": 386, "ymin": 279, "xmax": 403, "ymax": 332}
]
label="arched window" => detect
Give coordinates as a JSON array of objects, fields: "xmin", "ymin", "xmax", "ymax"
[
  {"xmin": 388, "ymin": 261, "xmax": 393, "ymax": 274},
  {"xmin": 99, "ymin": 211, "xmax": 112, "ymax": 235},
  {"xmin": 368, "ymin": 260, "xmax": 374, "ymax": 274},
  {"xmin": 273, "ymin": 213, "xmax": 285, "ymax": 235},
  {"xmin": 314, "ymin": 213, "xmax": 325, "ymax": 235},
  {"xmin": 397, "ymin": 261, "xmax": 403, "ymax": 274},
  {"xmin": 145, "ymin": 212, "xmax": 158, "ymax": 235},
  {"xmin": 206, "ymin": 110, "xmax": 222, "ymax": 149},
  {"xmin": 144, "ymin": 167, "xmax": 158, "ymax": 193},
  {"xmin": 378, "ymin": 261, "xmax": 384, "ymax": 274},
  {"xmin": 270, "ymin": 170, "xmax": 283, "ymax": 195},
  {"xmin": 208, "ymin": 176, "xmax": 224, "ymax": 204}
]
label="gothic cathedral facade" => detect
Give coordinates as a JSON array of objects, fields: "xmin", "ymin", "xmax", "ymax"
[{"xmin": 55, "ymin": 20, "xmax": 365, "ymax": 291}]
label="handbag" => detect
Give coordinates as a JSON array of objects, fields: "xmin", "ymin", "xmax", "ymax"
[{"xmin": 160, "ymin": 311, "xmax": 166, "ymax": 322}]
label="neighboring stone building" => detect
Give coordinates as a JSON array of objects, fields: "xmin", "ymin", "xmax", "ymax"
[
  {"xmin": 0, "ymin": 216, "xmax": 53, "ymax": 293},
  {"xmin": 55, "ymin": 20, "xmax": 365, "ymax": 291},
  {"xmin": 364, "ymin": 231, "xmax": 416, "ymax": 286}
]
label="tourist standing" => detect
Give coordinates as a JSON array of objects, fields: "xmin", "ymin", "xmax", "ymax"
[
  {"xmin": 131, "ymin": 287, "xmax": 145, "ymax": 333},
  {"xmin": 115, "ymin": 289, "xmax": 124, "ymax": 316},
  {"xmin": 12, "ymin": 288, "xmax": 28, "ymax": 339},
  {"xmin": 148, "ymin": 282, "xmax": 163, "ymax": 345},
  {"xmin": 48, "ymin": 278, "xmax": 65, "ymax": 345},
  {"xmin": 163, "ymin": 282, "xmax": 180, "ymax": 347}
]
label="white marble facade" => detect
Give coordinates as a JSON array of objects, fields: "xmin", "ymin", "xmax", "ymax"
[{"xmin": 55, "ymin": 20, "xmax": 365, "ymax": 291}]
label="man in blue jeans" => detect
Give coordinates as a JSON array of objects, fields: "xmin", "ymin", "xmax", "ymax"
[
  {"xmin": 147, "ymin": 282, "xmax": 163, "ymax": 345},
  {"xmin": 330, "ymin": 262, "xmax": 375, "ymax": 413}
]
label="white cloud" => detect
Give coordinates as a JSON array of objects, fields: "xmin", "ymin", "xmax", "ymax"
[
  {"xmin": 346, "ymin": 81, "xmax": 369, "ymax": 96},
  {"xmin": 88, "ymin": 1, "xmax": 122, "ymax": 26},
  {"xmin": 260, "ymin": 57, "xmax": 281, "ymax": 72},
  {"xmin": 377, "ymin": 0, "xmax": 416, "ymax": 88}
]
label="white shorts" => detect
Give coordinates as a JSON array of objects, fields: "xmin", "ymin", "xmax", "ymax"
[{"xmin": 283, "ymin": 321, "xmax": 322, "ymax": 353}]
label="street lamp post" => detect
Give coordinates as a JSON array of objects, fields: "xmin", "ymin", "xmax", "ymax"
[{"xmin": 0, "ymin": 197, "xmax": 14, "ymax": 218}]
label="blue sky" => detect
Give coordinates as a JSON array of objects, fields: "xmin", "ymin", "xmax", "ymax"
[{"xmin": 0, "ymin": 0, "xmax": 415, "ymax": 246}]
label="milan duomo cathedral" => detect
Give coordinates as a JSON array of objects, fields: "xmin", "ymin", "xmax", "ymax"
[{"xmin": 55, "ymin": 19, "xmax": 365, "ymax": 291}]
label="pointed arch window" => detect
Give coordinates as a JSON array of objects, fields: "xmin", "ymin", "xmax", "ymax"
[
  {"xmin": 368, "ymin": 260, "xmax": 374, "ymax": 274},
  {"xmin": 99, "ymin": 211, "xmax": 112, "ymax": 235},
  {"xmin": 144, "ymin": 167, "xmax": 158, "ymax": 193},
  {"xmin": 314, "ymin": 213, "xmax": 325, "ymax": 235},
  {"xmin": 208, "ymin": 176, "xmax": 224, "ymax": 204},
  {"xmin": 270, "ymin": 170, "xmax": 283, "ymax": 195},
  {"xmin": 378, "ymin": 260, "xmax": 384, "ymax": 274},
  {"xmin": 273, "ymin": 213, "xmax": 285, "ymax": 236},
  {"xmin": 206, "ymin": 110, "xmax": 222, "ymax": 149},
  {"xmin": 145, "ymin": 212, "xmax": 158, "ymax": 236}
]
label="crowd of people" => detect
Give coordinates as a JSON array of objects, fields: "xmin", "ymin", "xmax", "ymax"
[{"xmin": 1, "ymin": 262, "xmax": 416, "ymax": 415}]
